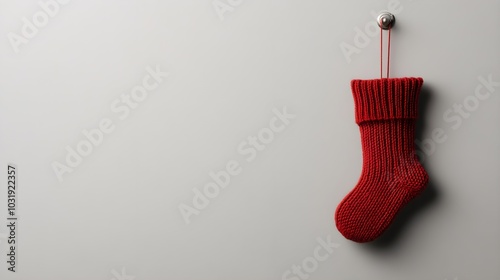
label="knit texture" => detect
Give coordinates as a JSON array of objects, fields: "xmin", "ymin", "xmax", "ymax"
[{"xmin": 335, "ymin": 77, "xmax": 429, "ymax": 243}]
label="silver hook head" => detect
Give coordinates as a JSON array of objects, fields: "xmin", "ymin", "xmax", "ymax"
[{"xmin": 377, "ymin": 12, "xmax": 395, "ymax": 30}]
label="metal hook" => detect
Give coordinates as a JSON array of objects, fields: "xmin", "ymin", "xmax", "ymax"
[{"xmin": 377, "ymin": 12, "xmax": 395, "ymax": 30}]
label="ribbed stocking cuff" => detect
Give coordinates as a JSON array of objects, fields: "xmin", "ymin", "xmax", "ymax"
[{"xmin": 351, "ymin": 77, "xmax": 424, "ymax": 124}]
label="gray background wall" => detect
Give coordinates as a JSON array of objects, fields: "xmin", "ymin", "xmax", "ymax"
[{"xmin": 0, "ymin": 0, "xmax": 499, "ymax": 279}]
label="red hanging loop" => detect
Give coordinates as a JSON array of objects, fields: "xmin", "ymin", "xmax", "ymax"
[
  {"xmin": 377, "ymin": 12, "xmax": 395, "ymax": 79},
  {"xmin": 380, "ymin": 26, "xmax": 392, "ymax": 79}
]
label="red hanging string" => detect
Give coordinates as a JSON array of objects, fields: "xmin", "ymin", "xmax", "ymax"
[
  {"xmin": 380, "ymin": 26, "xmax": 392, "ymax": 79},
  {"xmin": 387, "ymin": 28, "xmax": 391, "ymax": 79}
]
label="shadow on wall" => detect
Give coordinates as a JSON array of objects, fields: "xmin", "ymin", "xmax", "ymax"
[{"xmin": 367, "ymin": 83, "xmax": 441, "ymax": 249}]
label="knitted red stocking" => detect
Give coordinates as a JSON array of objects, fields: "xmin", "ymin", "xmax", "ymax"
[{"xmin": 335, "ymin": 77, "xmax": 429, "ymax": 243}]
